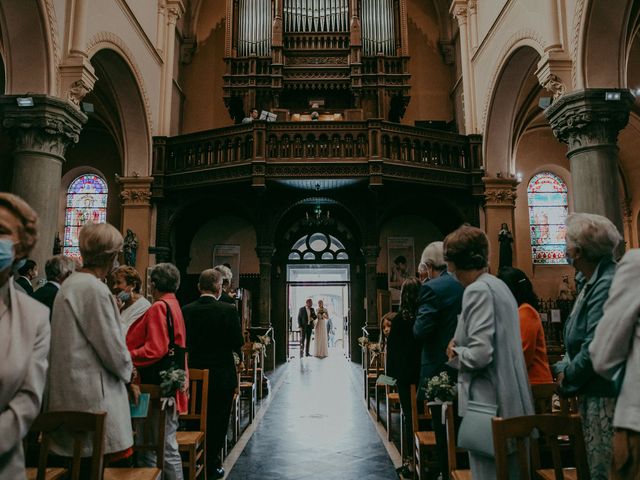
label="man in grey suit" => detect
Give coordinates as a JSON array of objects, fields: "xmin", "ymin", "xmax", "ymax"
[{"xmin": 297, "ymin": 298, "xmax": 317, "ymax": 357}]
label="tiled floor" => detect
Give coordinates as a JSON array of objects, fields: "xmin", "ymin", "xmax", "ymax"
[{"xmin": 226, "ymin": 349, "xmax": 399, "ymax": 479}]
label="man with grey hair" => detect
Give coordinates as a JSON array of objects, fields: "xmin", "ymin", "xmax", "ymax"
[
  {"xmin": 182, "ymin": 268, "xmax": 244, "ymax": 479},
  {"xmin": 214, "ymin": 264, "xmax": 236, "ymax": 305},
  {"xmin": 32, "ymin": 254, "xmax": 76, "ymax": 317}
]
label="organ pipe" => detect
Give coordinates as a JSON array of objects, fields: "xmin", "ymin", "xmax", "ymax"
[
  {"xmin": 237, "ymin": 0, "xmax": 272, "ymax": 56},
  {"xmin": 360, "ymin": 0, "xmax": 395, "ymax": 55},
  {"xmin": 282, "ymin": 0, "xmax": 348, "ymax": 32}
]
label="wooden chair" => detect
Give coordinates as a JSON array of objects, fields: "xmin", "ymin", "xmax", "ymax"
[
  {"xmin": 104, "ymin": 384, "xmax": 165, "ymax": 480},
  {"xmin": 386, "ymin": 385, "xmax": 402, "ymax": 442},
  {"xmin": 531, "ymin": 383, "xmax": 558, "ymax": 414},
  {"xmin": 410, "ymin": 384, "xmax": 438, "ymax": 480},
  {"xmin": 177, "ymin": 369, "xmax": 209, "ymax": 480},
  {"xmin": 444, "ymin": 402, "xmax": 471, "ymax": 480},
  {"xmin": 239, "ymin": 343, "xmax": 258, "ymax": 425},
  {"xmin": 366, "ymin": 348, "xmax": 384, "ymax": 415},
  {"xmin": 492, "ymin": 414, "xmax": 589, "ymax": 480},
  {"xmin": 26, "ymin": 411, "xmax": 105, "ymax": 480},
  {"xmin": 255, "ymin": 345, "xmax": 265, "ymax": 399},
  {"xmin": 373, "ymin": 351, "xmax": 387, "ymax": 419}
]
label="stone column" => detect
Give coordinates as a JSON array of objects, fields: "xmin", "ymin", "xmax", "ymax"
[
  {"xmin": 159, "ymin": 1, "xmax": 185, "ymax": 135},
  {"xmin": 483, "ymin": 176, "xmax": 518, "ymax": 274},
  {"xmin": 450, "ymin": 1, "xmax": 474, "ymax": 134},
  {"xmin": 546, "ymin": 88, "xmax": 634, "ymax": 232},
  {"xmin": 1, "ymin": 95, "xmax": 87, "ymax": 276},
  {"xmin": 362, "ymin": 245, "xmax": 380, "ymax": 328},
  {"xmin": 118, "ymin": 176, "xmax": 153, "ymax": 274},
  {"xmin": 256, "ymin": 244, "xmax": 275, "ymax": 328}
]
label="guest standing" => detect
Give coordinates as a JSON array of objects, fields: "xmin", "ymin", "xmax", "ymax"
[
  {"xmin": 298, "ymin": 298, "xmax": 317, "ymax": 357},
  {"xmin": 214, "ymin": 264, "xmax": 236, "ymax": 305},
  {"xmin": 127, "ymin": 263, "xmax": 187, "ymax": 480},
  {"xmin": 111, "ymin": 265, "xmax": 151, "ymax": 332},
  {"xmin": 413, "ymin": 241, "xmax": 463, "ymax": 480},
  {"xmin": 554, "ymin": 213, "xmax": 622, "ymax": 480},
  {"xmin": 445, "ymin": 225, "xmax": 533, "ymax": 479},
  {"xmin": 47, "ymin": 223, "xmax": 133, "ymax": 462},
  {"xmin": 183, "ymin": 269, "xmax": 244, "ymax": 480},
  {"xmin": 590, "ymin": 249, "xmax": 640, "ymax": 480},
  {"xmin": 15, "ymin": 259, "xmax": 37, "ymax": 294},
  {"xmin": 0, "ymin": 193, "xmax": 50, "ymax": 480},
  {"xmin": 32, "ymin": 254, "xmax": 76, "ymax": 318},
  {"xmin": 497, "ymin": 267, "xmax": 552, "ymax": 384}
]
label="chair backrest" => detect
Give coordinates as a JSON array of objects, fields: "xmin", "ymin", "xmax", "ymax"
[
  {"xmin": 530, "ymin": 383, "xmax": 557, "ymax": 414},
  {"xmin": 30, "ymin": 411, "xmax": 106, "ymax": 480},
  {"xmin": 241, "ymin": 343, "xmax": 259, "ymax": 378},
  {"xmin": 133, "ymin": 384, "xmax": 166, "ymax": 468},
  {"xmin": 444, "ymin": 401, "xmax": 467, "ymax": 474},
  {"xmin": 559, "ymin": 396, "xmax": 579, "ymax": 415},
  {"xmin": 492, "ymin": 414, "xmax": 590, "ymax": 480},
  {"xmin": 181, "ymin": 369, "xmax": 209, "ymax": 431},
  {"xmin": 409, "ymin": 384, "xmax": 432, "ymax": 435}
]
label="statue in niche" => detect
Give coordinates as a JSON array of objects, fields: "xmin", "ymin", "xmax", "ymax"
[
  {"xmin": 53, "ymin": 233, "xmax": 62, "ymax": 255},
  {"xmin": 558, "ymin": 275, "xmax": 574, "ymax": 301},
  {"xmin": 123, "ymin": 229, "xmax": 139, "ymax": 267},
  {"xmin": 498, "ymin": 223, "xmax": 513, "ymax": 269}
]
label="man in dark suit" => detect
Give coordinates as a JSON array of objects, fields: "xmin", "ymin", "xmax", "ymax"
[
  {"xmin": 413, "ymin": 241, "xmax": 464, "ymax": 480},
  {"xmin": 15, "ymin": 258, "xmax": 37, "ymax": 294},
  {"xmin": 32, "ymin": 255, "xmax": 76, "ymax": 319},
  {"xmin": 183, "ymin": 268, "xmax": 244, "ymax": 480},
  {"xmin": 297, "ymin": 298, "xmax": 317, "ymax": 357}
]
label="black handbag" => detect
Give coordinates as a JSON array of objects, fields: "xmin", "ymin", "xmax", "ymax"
[{"xmin": 138, "ymin": 300, "xmax": 187, "ymax": 387}]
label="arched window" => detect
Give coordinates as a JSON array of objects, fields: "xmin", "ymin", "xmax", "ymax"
[
  {"xmin": 288, "ymin": 232, "xmax": 349, "ymax": 261},
  {"xmin": 63, "ymin": 174, "xmax": 108, "ymax": 258},
  {"xmin": 527, "ymin": 172, "xmax": 568, "ymax": 264}
]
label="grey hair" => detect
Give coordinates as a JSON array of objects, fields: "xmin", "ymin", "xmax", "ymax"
[
  {"xmin": 44, "ymin": 255, "xmax": 76, "ymax": 282},
  {"xmin": 417, "ymin": 262, "xmax": 428, "ymax": 275},
  {"xmin": 420, "ymin": 241, "xmax": 446, "ymax": 271},
  {"xmin": 214, "ymin": 264, "xmax": 232, "ymax": 285},
  {"xmin": 150, "ymin": 263, "xmax": 181, "ymax": 293},
  {"xmin": 198, "ymin": 268, "xmax": 222, "ymax": 293},
  {"xmin": 565, "ymin": 213, "xmax": 622, "ymax": 260}
]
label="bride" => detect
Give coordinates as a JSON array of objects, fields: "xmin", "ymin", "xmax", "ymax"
[{"xmin": 314, "ymin": 299, "xmax": 329, "ymax": 358}]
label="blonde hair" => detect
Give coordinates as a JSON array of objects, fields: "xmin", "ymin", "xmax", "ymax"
[
  {"xmin": 0, "ymin": 193, "xmax": 38, "ymax": 258},
  {"xmin": 79, "ymin": 223, "xmax": 123, "ymax": 268},
  {"xmin": 566, "ymin": 213, "xmax": 622, "ymax": 260}
]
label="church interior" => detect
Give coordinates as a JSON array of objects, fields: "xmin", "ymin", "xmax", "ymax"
[{"xmin": 2, "ymin": 0, "xmax": 640, "ymax": 479}]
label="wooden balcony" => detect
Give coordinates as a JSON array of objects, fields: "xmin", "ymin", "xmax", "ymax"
[{"xmin": 151, "ymin": 120, "xmax": 483, "ymax": 194}]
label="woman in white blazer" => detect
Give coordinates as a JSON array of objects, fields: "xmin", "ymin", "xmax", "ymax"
[
  {"xmin": 47, "ymin": 223, "xmax": 134, "ymax": 462},
  {"xmin": 445, "ymin": 225, "xmax": 533, "ymax": 479},
  {"xmin": 0, "ymin": 194, "xmax": 50, "ymax": 480}
]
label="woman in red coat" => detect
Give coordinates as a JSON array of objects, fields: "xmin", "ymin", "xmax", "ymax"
[{"xmin": 127, "ymin": 262, "xmax": 188, "ymax": 480}]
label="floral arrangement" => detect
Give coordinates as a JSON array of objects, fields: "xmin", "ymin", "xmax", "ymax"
[
  {"xmin": 159, "ymin": 365, "xmax": 188, "ymax": 398},
  {"xmin": 357, "ymin": 336, "xmax": 370, "ymax": 347},
  {"xmin": 257, "ymin": 334, "xmax": 271, "ymax": 346},
  {"xmin": 233, "ymin": 352, "xmax": 240, "ymax": 366},
  {"xmin": 368, "ymin": 342, "xmax": 382, "ymax": 354},
  {"xmin": 252, "ymin": 342, "xmax": 265, "ymax": 352},
  {"xmin": 424, "ymin": 371, "xmax": 457, "ymax": 403}
]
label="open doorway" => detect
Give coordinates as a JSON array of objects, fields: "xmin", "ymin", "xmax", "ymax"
[{"xmin": 286, "ymin": 263, "xmax": 350, "ymax": 360}]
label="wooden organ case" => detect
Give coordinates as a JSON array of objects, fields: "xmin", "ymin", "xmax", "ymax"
[{"xmin": 223, "ymin": 0, "xmax": 411, "ymax": 123}]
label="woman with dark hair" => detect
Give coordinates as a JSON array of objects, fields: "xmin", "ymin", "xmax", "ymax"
[
  {"xmin": 385, "ymin": 277, "xmax": 422, "ymax": 474},
  {"xmin": 445, "ymin": 225, "xmax": 532, "ymax": 479},
  {"xmin": 498, "ymin": 267, "xmax": 552, "ymax": 385}
]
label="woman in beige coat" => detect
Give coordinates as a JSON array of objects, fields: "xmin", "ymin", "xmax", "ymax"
[
  {"xmin": 47, "ymin": 223, "xmax": 134, "ymax": 461},
  {"xmin": 0, "ymin": 194, "xmax": 50, "ymax": 480}
]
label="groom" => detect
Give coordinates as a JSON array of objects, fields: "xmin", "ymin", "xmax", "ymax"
[{"xmin": 298, "ymin": 298, "xmax": 317, "ymax": 357}]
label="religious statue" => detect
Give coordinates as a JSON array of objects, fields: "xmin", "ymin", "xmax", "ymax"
[
  {"xmin": 123, "ymin": 229, "xmax": 139, "ymax": 267},
  {"xmin": 558, "ymin": 275, "xmax": 574, "ymax": 301},
  {"xmin": 498, "ymin": 223, "xmax": 513, "ymax": 268},
  {"xmin": 53, "ymin": 232, "xmax": 62, "ymax": 255}
]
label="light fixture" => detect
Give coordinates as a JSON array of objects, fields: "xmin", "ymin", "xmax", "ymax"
[
  {"xmin": 605, "ymin": 91, "xmax": 621, "ymax": 101},
  {"xmin": 538, "ymin": 97, "xmax": 551, "ymax": 109},
  {"xmin": 516, "ymin": 172, "xmax": 523, "ymax": 182},
  {"xmin": 16, "ymin": 97, "xmax": 34, "ymax": 107},
  {"xmin": 81, "ymin": 102, "xmax": 94, "ymax": 113}
]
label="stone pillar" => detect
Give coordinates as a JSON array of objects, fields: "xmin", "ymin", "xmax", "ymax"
[
  {"xmin": 362, "ymin": 245, "xmax": 380, "ymax": 328},
  {"xmin": 483, "ymin": 176, "xmax": 518, "ymax": 274},
  {"xmin": 546, "ymin": 88, "xmax": 634, "ymax": 232},
  {"xmin": 1, "ymin": 95, "xmax": 86, "ymax": 277},
  {"xmin": 450, "ymin": 1, "xmax": 474, "ymax": 134},
  {"xmin": 159, "ymin": 1, "xmax": 185, "ymax": 135},
  {"xmin": 256, "ymin": 244, "xmax": 274, "ymax": 328},
  {"xmin": 118, "ymin": 176, "xmax": 153, "ymax": 274}
]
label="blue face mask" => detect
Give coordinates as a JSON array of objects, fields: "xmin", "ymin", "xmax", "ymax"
[
  {"xmin": 0, "ymin": 239, "xmax": 15, "ymax": 271},
  {"xmin": 117, "ymin": 290, "xmax": 132, "ymax": 303}
]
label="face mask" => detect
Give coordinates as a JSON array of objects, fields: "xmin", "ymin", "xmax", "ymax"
[
  {"xmin": 0, "ymin": 239, "xmax": 14, "ymax": 271},
  {"xmin": 117, "ymin": 290, "xmax": 132, "ymax": 303}
]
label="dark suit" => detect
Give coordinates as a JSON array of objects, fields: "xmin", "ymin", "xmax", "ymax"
[
  {"xmin": 219, "ymin": 290, "xmax": 236, "ymax": 306},
  {"xmin": 297, "ymin": 305, "xmax": 316, "ymax": 356},
  {"xmin": 32, "ymin": 282, "xmax": 59, "ymax": 319},
  {"xmin": 182, "ymin": 295, "xmax": 244, "ymax": 469},
  {"xmin": 15, "ymin": 276, "xmax": 33, "ymax": 295},
  {"xmin": 413, "ymin": 271, "xmax": 464, "ymax": 479}
]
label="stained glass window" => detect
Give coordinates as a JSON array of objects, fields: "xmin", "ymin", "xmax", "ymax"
[
  {"xmin": 527, "ymin": 172, "xmax": 568, "ymax": 264},
  {"xmin": 63, "ymin": 174, "xmax": 108, "ymax": 258}
]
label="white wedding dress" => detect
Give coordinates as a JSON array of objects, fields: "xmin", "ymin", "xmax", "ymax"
[{"xmin": 314, "ymin": 310, "xmax": 329, "ymax": 358}]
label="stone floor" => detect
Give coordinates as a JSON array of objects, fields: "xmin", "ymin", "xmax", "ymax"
[{"xmin": 225, "ymin": 349, "xmax": 399, "ymax": 479}]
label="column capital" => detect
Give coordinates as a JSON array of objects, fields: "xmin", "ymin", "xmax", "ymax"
[
  {"xmin": 117, "ymin": 175, "xmax": 153, "ymax": 207},
  {"xmin": 165, "ymin": 0, "xmax": 185, "ymax": 24},
  {"xmin": 449, "ymin": 1, "xmax": 468, "ymax": 24},
  {"xmin": 0, "ymin": 94, "xmax": 87, "ymax": 161},
  {"xmin": 60, "ymin": 55, "xmax": 98, "ymax": 107},
  {"xmin": 483, "ymin": 176, "xmax": 519, "ymax": 208},
  {"xmin": 545, "ymin": 88, "xmax": 634, "ymax": 153},
  {"xmin": 255, "ymin": 244, "xmax": 275, "ymax": 261}
]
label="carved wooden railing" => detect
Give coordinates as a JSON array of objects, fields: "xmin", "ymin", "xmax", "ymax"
[
  {"xmin": 152, "ymin": 121, "xmax": 483, "ymax": 189},
  {"xmin": 284, "ymin": 32, "xmax": 350, "ymax": 50}
]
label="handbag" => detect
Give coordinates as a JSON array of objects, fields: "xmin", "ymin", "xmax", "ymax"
[
  {"xmin": 457, "ymin": 397, "xmax": 498, "ymax": 458},
  {"xmin": 138, "ymin": 301, "xmax": 187, "ymax": 391}
]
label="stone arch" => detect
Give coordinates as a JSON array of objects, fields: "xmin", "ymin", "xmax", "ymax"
[
  {"xmin": 0, "ymin": 0, "xmax": 54, "ymax": 93},
  {"xmin": 483, "ymin": 44, "xmax": 543, "ymax": 176},
  {"xmin": 86, "ymin": 46, "xmax": 151, "ymax": 176}
]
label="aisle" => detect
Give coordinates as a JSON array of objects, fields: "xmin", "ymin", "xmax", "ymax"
[{"xmin": 226, "ymin": 351, "xmax": 398, "ymax": 480}]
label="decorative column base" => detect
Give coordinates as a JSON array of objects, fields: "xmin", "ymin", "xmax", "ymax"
[
  {"xmin": 118, "ymin": 175, "xmax": 153, "ymax": 274},
  {"xmin": 483, "ymin": 176, "xmax": 518, "ymax": 274}
]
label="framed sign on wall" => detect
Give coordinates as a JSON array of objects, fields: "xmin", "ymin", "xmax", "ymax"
[{"xmin": 387, "ymin": 237, "xmax": 415, "ymax": 304}]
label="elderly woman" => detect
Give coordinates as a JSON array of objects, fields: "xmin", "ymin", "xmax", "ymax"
[
  {"xmin": 111, "ymin": 265, "xmax": 151, "ymax": 332},
  {"xmin": 214, "ymin": 264, "xmax": 236, "ymax": 304},
  {"xmin": 554, "ymin": 213, "xmax": 622, "ymax": 480},
  {"xmin": 47, "ymin": 223, "xmax": 134, "ymax": 463},
  {"xmin": 445, "ymin": 225, "xmax": 532, "ymax": 479},
  {"xmin": 0, "ymin": 193, "xmax": 50, "ymax": 479},
  {"xmin": 126, "ymin": 263, "xmax": 187, "ymax": 480}
]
